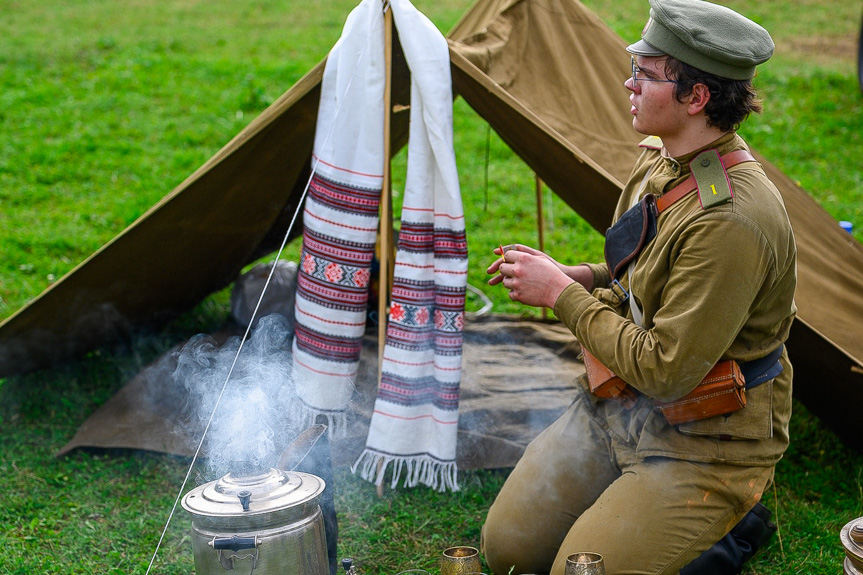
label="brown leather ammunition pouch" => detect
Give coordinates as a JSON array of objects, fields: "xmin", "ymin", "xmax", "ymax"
[
  {"xmin": 654, "ymin": 360, "xmax": 746, "ymax": 425},
  {"xmin": 581, "ymin": 348, "xmax": 638, "ymax": 409},
  {"xmin": 582, "ymin": 350, "xmax": 747, "ymax": 424}
]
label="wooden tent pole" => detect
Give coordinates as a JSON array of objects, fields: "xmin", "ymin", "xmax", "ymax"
[
  {"xmin": 535, "ymin": 174, "xmax": 547, "ymax": 320},
  {"xmin": 535, "ymin": 174, "xmax": 545, "ymax": 252},
  {"xmin": 378, "ymin": 1, "xmax": 393, "ymax": 391},
  {"xmin": 376, "ymin": 0, "xmax": 394, "ymax": 498}
]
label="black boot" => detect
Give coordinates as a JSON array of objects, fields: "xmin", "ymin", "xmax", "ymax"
[{"xmin": 680, "ymin": 502, "xmax": 776, "ymax": 575}]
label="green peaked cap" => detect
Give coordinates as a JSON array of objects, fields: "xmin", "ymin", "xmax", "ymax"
[{"xmin": 626, "ymin": 0, "xmax": 774, "ymax": 80}]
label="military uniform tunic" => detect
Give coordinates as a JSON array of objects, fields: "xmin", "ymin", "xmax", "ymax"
[
  {"xmin": 557, "ymin": 131, "xmax": 797, "ymax": 465},
  {"xmin": 481, "ymin": 132, "xmax": 797, "ymax": 575}
]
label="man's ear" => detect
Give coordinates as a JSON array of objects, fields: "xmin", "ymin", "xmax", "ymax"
[{"xmin": 687, "ymin": 83, "xmax": 711, "ymax": 115}]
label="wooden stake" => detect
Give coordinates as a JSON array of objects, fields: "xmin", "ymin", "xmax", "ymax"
[
  {"xmin": 376, "ymin": 0, "xmax": 394, "ymax": 498},
  {"xmin": 535, "ymin": 174, "xmax": 547, "ymax": 320}
]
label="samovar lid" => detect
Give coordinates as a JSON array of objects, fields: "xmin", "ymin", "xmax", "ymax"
[{"xmin": 181, "ymin": 468, "xmax": 325, "ymax": 518}]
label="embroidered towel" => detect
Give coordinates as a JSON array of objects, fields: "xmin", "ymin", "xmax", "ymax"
[
  {"xmin": 292, "ymin": 0, "xmax": 467, "ymax": 491},
  {"xmin": 292, "ymin": 0, "xmax": 386, "ymax": 434}
]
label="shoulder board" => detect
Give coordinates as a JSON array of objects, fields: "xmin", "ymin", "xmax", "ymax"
[
  {"xmin": 690, "ymin": 149, "xmax": 733, "ymax": 209},
  {"xmin": 638, "ymin": 135, "xmax": 663, "ymax": 150}
]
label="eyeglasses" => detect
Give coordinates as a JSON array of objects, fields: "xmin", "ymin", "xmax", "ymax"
[{"xmin": 631, "ymin": 57, "xmax": 679, "ymax": 87}]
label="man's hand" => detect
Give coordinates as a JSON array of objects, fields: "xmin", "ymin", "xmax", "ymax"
[{"xmin": 487, "ymin": 244, "xmax": 580, "ymax": 309}]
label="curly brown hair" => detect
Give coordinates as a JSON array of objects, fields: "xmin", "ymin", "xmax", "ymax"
[{"xmin": 663, "ymin": 58, "xmax": 763, "ymax": 133}]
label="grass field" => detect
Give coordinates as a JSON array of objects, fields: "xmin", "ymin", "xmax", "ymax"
[{"xmin": 1, "ymin": 0, "xmax": 862, "ymax": 573}]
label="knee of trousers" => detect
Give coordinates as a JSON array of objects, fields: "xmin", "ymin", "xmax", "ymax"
[
  {"xmin": 482, "ymin": 501, "xmax": 557, "ymax": 575},
  {"xmin": 481, "ymin": 505, "xmax": 517, "ymax": 574}
]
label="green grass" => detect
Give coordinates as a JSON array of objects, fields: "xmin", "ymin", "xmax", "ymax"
[{"xmin": 1, "ymin": 0, "xmax": 862, "ymax": 573}]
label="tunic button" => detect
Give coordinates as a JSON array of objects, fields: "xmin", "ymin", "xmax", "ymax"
[{"xmin": 701, "ymin": 157, "xmax": 711, "ymax": 167}]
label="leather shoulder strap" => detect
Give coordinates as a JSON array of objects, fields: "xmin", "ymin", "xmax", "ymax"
[{"xmin": 655, "ymin": 149, "xmax": 756, "ymax": 214}]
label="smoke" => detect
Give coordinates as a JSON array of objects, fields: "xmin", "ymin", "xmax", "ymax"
[{"xmin": 171, "ymin": 313, "xmax": 304, "ymax": 478}]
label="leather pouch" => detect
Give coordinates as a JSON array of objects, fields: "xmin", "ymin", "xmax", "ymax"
[
  {"xmin": 582, "ymin": 349, "xmax": 747, "ymax": 424},
  {"xmin": 604, "ymin": 194, "xmax": 657, "ymax": 281},
  {"xmin": 581, "ymin": 348, "xmax": 637, "ymax": 409},
  {"xmin": 655, "ymin": 360, "xmax": 746, "ymax": 425}
]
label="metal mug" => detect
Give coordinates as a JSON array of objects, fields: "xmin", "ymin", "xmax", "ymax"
[
  {"xmin": 564, "ymin": 552, "xmax": 606, "ymax": 575},
  {"xmin": 441, "ymin": 546, "xmax": 482, "ymax": 575}
]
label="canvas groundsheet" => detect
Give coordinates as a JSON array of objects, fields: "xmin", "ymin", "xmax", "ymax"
[{"xmin": 58, "ymin": 316, "xmax": 583, "ymax": 470}]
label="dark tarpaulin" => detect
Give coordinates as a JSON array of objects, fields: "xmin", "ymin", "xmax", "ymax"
[
  {"xmin": 2, "ymin": 0, "xmax": 863, "ymax": 451},
  {"xmin": 57, "ymin": 317, "xmax": 584, "ymax": 469}
]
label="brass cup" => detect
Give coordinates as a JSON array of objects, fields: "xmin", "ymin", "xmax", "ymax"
[
  {"xmin": 441, "ymin": 546, "xmax": 482, "ymax": 575},
  {"xmin": 564, "ymin": 552, "xmax": 606, "ymax": 575}
]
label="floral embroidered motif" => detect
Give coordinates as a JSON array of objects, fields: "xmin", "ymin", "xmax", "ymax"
[
  {"xmin": 435, "ymin": 309, "xmax": 465, "ymax": 332},
  {"xmin": 390, "ymin": 302, "xmax": 405, "ymax": 322},
  {"xmin": 302, "ymin": 253, "xmax": 316, "ymax": 275},
  {"xmin": 353, "ymin": 267, "xmax": 371, "ymax": 288},
  {"xmin": 324, "ymin": 262, "xmax": 344, "ymax": 283}
]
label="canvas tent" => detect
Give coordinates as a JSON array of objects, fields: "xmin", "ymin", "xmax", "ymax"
[{"xmin": 2, "ymin": 0, "xmax": 863, "ymax": 453}]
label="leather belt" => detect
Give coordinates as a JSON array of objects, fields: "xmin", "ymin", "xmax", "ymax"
[{"xmin": 739, "ymin": 344, "xmax": 784, "ymax": 389}]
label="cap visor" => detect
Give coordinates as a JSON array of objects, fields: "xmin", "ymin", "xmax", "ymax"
[{"xmin": 626, "ymin": 39, "xmax": 665, "ymax": 57}]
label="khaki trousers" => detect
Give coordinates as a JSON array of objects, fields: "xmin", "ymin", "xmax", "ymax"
[{"xmin": 481, "ymin": 389, "xmax": 774, "ymax": 575}]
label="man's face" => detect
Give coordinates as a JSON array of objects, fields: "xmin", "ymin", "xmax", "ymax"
[{"xmin": 625, "ymin": 56, "xmax": 689, "ymax": 138}]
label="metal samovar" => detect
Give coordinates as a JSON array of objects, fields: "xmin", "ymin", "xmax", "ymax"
[
  {"xmin": 841, "ymin": 517, "xmax": 863, "ymax": 575},
  {"xmin": 182, "ymin": 468, "xmax": 328, "ymax": 575}
]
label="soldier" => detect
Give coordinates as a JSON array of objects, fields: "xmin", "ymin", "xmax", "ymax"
[{"xmin": 483, "ymin": 0, "xmax": 797, "ymax": 574}]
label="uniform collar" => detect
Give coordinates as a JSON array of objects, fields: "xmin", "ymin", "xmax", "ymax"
[{"xmin": 659, "ymin": 132, "xmax": 741, "ymax": 179}]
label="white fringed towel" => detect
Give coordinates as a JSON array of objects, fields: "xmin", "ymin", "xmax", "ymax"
[{"xmin": 293, "ymin": 0, "xmax": 467, "ymax": 491}]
